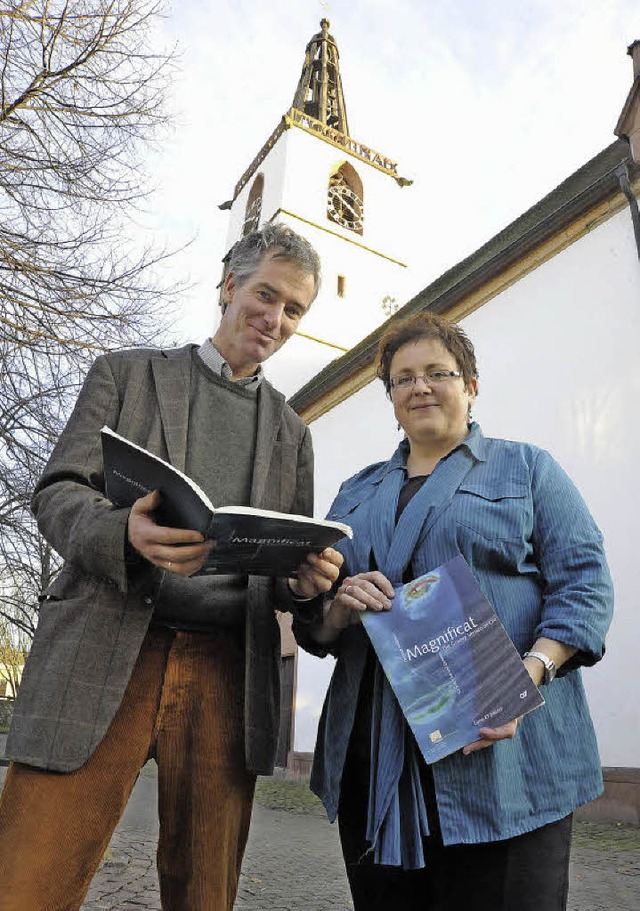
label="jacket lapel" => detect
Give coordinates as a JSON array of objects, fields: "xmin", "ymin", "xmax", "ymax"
[
  {"xmin": 151, "ymin": 349, "xmax": 192, "ymax": 471},
  {"xmin": 250, "ymin": 381, "xmax": 285, "ymax": 507},
  {"xmin": 365, "ymin": 443, "xmax": 477, "ymax": 581},
  {"xmin": 409, "ymin": 445, "xmax": 476, "ymax": 553}
]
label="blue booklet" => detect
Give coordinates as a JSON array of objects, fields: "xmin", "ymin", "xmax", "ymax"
[{"xmin": 361, "ymin": 555, "xmax": 544, "ymax": 764}]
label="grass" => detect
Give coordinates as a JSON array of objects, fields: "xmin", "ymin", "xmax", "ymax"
[
  {"xmin": 255, "ymin": 776, "xmax": 325, "ymax": 816},
  {"xmin": 572, "ymin": 819, "xmax": 640, "ymax": 851}
]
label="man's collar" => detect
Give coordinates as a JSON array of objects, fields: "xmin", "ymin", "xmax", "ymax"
[{"xmin": 197, "ymin": 339, "xmax": 263, "ymax": 389}]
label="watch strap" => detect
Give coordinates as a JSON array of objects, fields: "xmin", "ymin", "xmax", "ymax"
[{"xmin": 524, "ymin": 650, "xmax": 556, "ymax": 685}]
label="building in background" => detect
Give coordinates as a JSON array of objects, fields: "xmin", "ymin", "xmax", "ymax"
[
  {"xmin": 219, "ymin": 19, "xmax": 413, "ymax": 398},
  {"xmin": 288, "ymin": 41, "xmax": 640, "ymax": 821}
]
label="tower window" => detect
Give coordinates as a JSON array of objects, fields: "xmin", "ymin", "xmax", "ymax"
[
  {"xmin": 327, "ymin": 162, "xmax": 364, "ymax": 235},
  {"xmin": 337, "ymin": 275, "xmax": 346, "ymax": 297},
  {"xmin": 243, "ymin": 174, "xmax": 264, "ymax": 235}
]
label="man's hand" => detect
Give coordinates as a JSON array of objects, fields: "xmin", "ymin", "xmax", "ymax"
[
  {"xmin": 127, "ymin": 490, "xmax": 213, "ymax": 576},
  {"xmin": 288, "ymin": 547, "xmax": 344, "ymax": 599}
]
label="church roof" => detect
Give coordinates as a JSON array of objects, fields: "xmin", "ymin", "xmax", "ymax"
[
  {"xmin": 289, "ymin": 139, "xmax": 635, "ymax": 417},
  {"xmin": 614, "ymin": 41, "xmax": 640, "ymax": 164}
]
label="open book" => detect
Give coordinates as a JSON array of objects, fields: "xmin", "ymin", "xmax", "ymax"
[
  {"xmin": 361, "ymin": 555, "xmax": 544, "ymax": 763},
  {"xmin": 101, "ymin": 427, "xmax": 352, "ymax": 577}
]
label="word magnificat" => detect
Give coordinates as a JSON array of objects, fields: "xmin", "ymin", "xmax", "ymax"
[
  {"xmin": 112, "ymin": 468, "xmax": 151, "ymax": 496},
  {"xmin": 229, "ymin": 534, "xmax": 313, "ymax": 548},
  {"xmin": 405, "ymin": 618, "xmax": 478, "ymax": 660}
]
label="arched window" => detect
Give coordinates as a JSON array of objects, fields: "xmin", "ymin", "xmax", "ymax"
[
  {"xmin": 327, "ymin": 162, "xmax": 364, "ymax": 235},
  {"xmin": 243, "ymin": 174, "xmax": 264, "ymax": 235}
]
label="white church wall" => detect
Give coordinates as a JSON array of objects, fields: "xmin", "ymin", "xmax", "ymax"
[
  {"xmin": 281, "ymin": 128, "xmax": 410, "ymax": 263},
  {"xmin": 296, "ymin": 202, "xmax": 640, "ymax": 768},
  {"xmin": 278, "ymin": 128, "xmax": 411, "ymax": 348},
  {"xmin": 462, "ymin": 206, "xmax": 640, "ymax": 769},
  {"xmin": 222, "ymin": 126, "xmax": 412, "ymax": 365}
]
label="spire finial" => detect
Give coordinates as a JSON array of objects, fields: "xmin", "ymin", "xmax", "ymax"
[{"xmin": 290, "ymin": 19, "xmax": 349, "ymax": 135}]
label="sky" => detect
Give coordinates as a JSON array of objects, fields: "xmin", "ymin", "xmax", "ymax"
[{"xmin": 143, "ymin": 0, "xmax": 640, "ymax": 748}]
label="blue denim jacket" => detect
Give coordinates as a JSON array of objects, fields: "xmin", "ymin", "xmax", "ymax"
[{"xmin": 299, "ymin": 424, "xmax": 613, "ymax": 845}]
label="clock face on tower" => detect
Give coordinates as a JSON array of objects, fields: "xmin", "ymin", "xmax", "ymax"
[{"xmin": 327, "ymin": 179, "xmax": 364, "ymax": 234}]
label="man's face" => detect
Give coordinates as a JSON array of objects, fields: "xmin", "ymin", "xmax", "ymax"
[{"xmin": 213, "ymin": 252, "xmax": 315, "ymax": 379}]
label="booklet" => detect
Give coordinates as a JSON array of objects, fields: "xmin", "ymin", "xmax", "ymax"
[
  {"xmin": 361, "ymin": 555, "xmax": 544, "ymax": 764},
  {"xmin": 101, "ymin": 426, "xmax": 352, "ymax": 577}
]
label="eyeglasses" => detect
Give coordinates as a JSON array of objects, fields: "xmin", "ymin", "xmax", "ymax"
[{"xmin": 389, "ymin": 371, "xmax": 462, "ymax": 392}]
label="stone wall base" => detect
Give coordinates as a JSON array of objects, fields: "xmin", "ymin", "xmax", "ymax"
[
  {"xmin": 286, "ymin": 751, "xmax": 313, "ymax": 780},
  {"xmin": 576, "ymin": 768, "xmax": 640, "ymax": 825},
  {"xmin": 288, "ymin": 754, "xmax": 640, "ymax": 826}
]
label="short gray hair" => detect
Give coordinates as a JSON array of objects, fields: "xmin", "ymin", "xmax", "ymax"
[{"xmin": 227, "ymin": 223, "xmax": 321, "ymax": 303}]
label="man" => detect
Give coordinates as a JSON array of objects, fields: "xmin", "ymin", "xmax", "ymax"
[{"xmin": 0, "ymin": 223, "xmax": 341, "ymax": 910}]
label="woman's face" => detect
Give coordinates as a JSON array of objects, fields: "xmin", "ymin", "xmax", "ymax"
[{"xmin": 389, "ymin": 337, "xmax": 477, "ymax": 449}]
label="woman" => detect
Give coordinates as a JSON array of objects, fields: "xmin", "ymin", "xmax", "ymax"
[{"xmin": 292, "ymin": 312, "xmax": 613, "ymax": 911}]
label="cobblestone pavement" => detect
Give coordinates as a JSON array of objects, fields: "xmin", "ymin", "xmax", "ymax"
[
  {"xmin": 81, "ymin": 805, "xmax": 352, "ymax": 911},
  {"xmin": 79, "ymin": 813, "xmax": 639, "ymax": 911},
  {"xmin": 1, "ymin": 754, "xmax": 638, "ymax": 910},
  {"xmin": 79, "ymin": 767, "xmax": 639, "ymax": 911}
]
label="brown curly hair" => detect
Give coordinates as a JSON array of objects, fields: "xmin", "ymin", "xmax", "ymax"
[{"xmin": 376, "ymin": 311, "xmax": 478, "ymax": 395}]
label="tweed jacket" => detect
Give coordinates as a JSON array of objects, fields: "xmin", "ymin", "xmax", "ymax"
[{"xmin": 6, "ymin": 344, "xmax": 314, "ymax": 774}]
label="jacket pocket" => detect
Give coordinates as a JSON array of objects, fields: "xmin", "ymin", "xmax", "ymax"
[
  {"xmin": 454, "ymin": 478, "xmax": 530, "ymax": 544},
  {"xmin": 38, "ymin": 565, "xmax": 99, "ymax": 603}
]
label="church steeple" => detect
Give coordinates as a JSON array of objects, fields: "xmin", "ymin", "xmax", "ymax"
[
  {"xmin": 291, "ymin": 19, "xmax": 349, "ymax": 135},
  {"xmin": 222, "ymin": 18, "xmax": 412, "ymax": 362}
]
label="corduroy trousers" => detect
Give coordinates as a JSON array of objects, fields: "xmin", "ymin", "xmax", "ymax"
[{"xmin": 0, "ymin": 625, "xmax": 256, "ymax": 911}]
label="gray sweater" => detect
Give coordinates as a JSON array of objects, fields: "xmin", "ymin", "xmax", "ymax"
[{"xmin": 152, "ymin": 353, "xmax": 258, "ymax": 632}]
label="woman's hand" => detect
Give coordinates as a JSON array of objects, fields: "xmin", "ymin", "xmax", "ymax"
[
  {"xmin": 333, "ymin": 572, "xmax": 395, "ymax": 619},
  {"xmin": 310, "ymin": 571, "xmax": 395, "ymax": 644},
  {"xmin": 462, "ymin": 718, "xmax": 520, "ymax": 755},
  {"xmin": 325, "ymin": 571, "xmax": 395, "ymax": 631}
]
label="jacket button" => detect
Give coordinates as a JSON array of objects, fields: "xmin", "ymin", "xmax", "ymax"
[{"xmin": 143, "ymin": 595, "xmax": 153, "ymax": 605}]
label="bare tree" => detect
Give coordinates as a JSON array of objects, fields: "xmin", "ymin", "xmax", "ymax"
[
  {"xmin": 0, "ymin": 1, "xmax": 181, "ymax": 639},
  {"xmin": 0, "ymin": 617, "xmax": 29, "ymax": 697}
]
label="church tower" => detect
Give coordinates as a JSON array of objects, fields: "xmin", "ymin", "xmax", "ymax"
[{"xmin": 221, "ymin": 19, "xmax": 412, "ymax": 392}]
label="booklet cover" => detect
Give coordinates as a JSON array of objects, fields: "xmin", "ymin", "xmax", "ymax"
[
  {"xmin": 101, "ymin": 427, "xmax": 352, "ymax": 577},
  {"xmin": 361, "ymin": 555, "xmax": 544, "ymax": 764}
]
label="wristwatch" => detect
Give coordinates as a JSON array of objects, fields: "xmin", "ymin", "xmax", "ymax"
[{"xmin": 524, "ymin": 650, "xmax": 556, "ymax": 685}]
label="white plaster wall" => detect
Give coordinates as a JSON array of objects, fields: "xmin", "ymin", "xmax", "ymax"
[
  {"xmin": 296, "ymin": 203, "xmax": 640, "ymax": 768},
  {"xmin": 279, "ymin": 129, "xmax": 411, "ymax": 352},
  {"xmin": 281, "ymin": 128, "xmax": 410, "ymax": 261}
]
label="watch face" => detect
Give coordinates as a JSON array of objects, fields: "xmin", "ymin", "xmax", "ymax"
[{"xmin": 327, "ymin": 183, "xmax": 364, "ymax": 232}]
